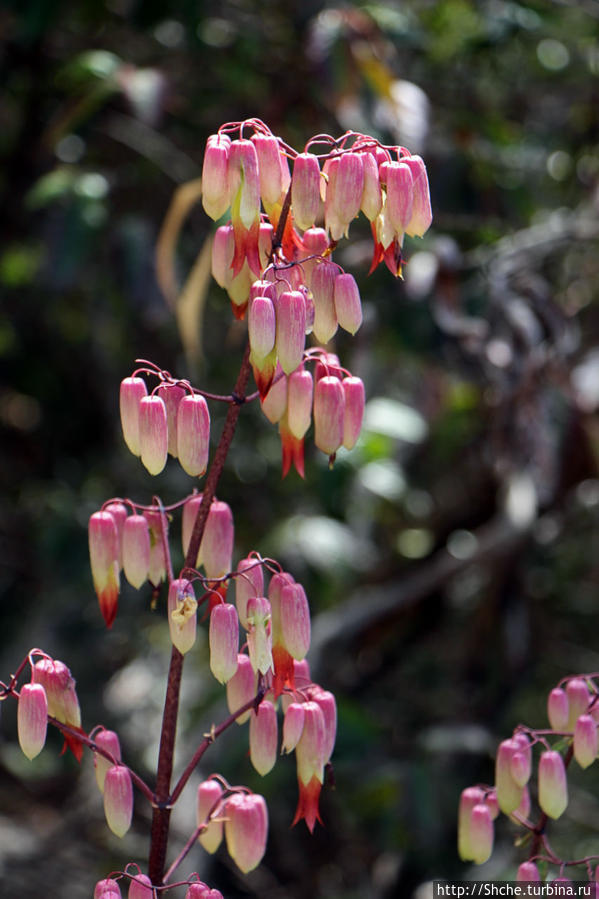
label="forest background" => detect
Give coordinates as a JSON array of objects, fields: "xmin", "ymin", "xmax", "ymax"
[{"xmin": 1, "ymin": 0, "xmax": 599, "ymax": 896}]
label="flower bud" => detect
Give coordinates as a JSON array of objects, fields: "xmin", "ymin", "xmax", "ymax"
[
  {"xmin": 282, "ymin": 702, "xmax": 305, "ymax": 754},
  {"xmin": 495, "ymin": 739, "xmax": 523, "ymax": 814},
  {"xmin": 168, "ymin": 578, "xmax": 198, "ymax": 656},
  {"xmin": 261, "ymin": 364, "xmax": 287, "ymax": 424},
  {"xmin": 276, "ymin": 290, "xmax": 307, "ymax": 375},
  {"xmin": 469, "ymin": 803, "xmax": 493, "ymax": 865},
  {"xmin": 293, "ymin": 701, "xmax": 326, "ymax": 832},
  {"xmin": 280, "ymin": 582, "xmax": 310, "ymax": 661},
  {"xmin": 246, "ymin": 596, "xmax": 273, "ymax": 675},
  {"xmin": 201, "ymin": 500, "xmax": 234, "ymax": 579},
  {"xmin": 128, "ymin": 874, "xmax": 153, "ymax": 899},
  {"xmin": 309, "ymin": 686, "xmax": 337, "ymax": 764},
  {"xmin": 342, "ymin": 376, "xmax": 365, "ymax": 450},
  {"xmin": 209, "ymin": 603, "xmax": 239, "ymax": 683},
  {"xmin": 17, "ymin": 683, "xmax": 48, "ymax": 760},
  {"xmin": 119, "ymin": 377, "xmax": 148, "ymax": 457},
  {"xmin": 95, "ymin": 879, "xmax": 122, "ymax": 898},
  {"xmin": 250, "ymin": 700, "xmax": 278, "ymax": 775},
  {"xmin": 122, "ymin": 514, "xmax": 151, "ymax": 589},
  {"xmin": 248, "ymin": 295, "xmax": 276, "ymax": 361},
  {"xmin": 516, "ymin": 861, "xmax": 541, "ymax": 882},
  {"xmin": 292, "ymin": 153, "xmax": 321, "ymax": 231},
  {"xmin": 314, "ymin": 376, "xmax": 345, "ymax": 456},
  {"xmin": 94, "ymin": 728, "xmax": 122, "ymax": 793},
  {"xmin": 402, "ymin": 154, "xmax": 433, "ymax": 237},
  {"xmin": 89, "ymin": 511, "xmax": 120, "ymax": 628},
  {"xmin": 138, "ymin": 395, "xmax": 168, "ymax": 476},
  {"xmin": 299, "ymin": 227, "xmax": 330, "ymax": 288},
  {"xmin": 567, "ymin": 678, "xmax": 590, "ymax": 730},
  {"xmin": 360, "ymin": 151, "xmax": 383, "ymax": 221},
  {"xmin": 202, "ymin": 133, "xmax": 231, "ymax": 221},
  {"xmin": 235, "ymin": 556, "xmax": 264, "ymax": 629},
  {"xmin": 325, "ymin": 152, "xmax": 364, "ymax": 240},
  {"xmin": 105, "ymin": 502, "xmax": 127, "ymax": 568},
  {"xmin": 538, "ymin": 750, "xmax": 568, "ymax": 819},
  {"xmin": 157, "ymin": 382, "xmax": 186, "ymax": 457},
  {"xmin": 385, "ymin": 161, "xmax": 414, "ymax": 235},
  {"xmin": 211, "ymin": 224, "xmax": 234, "ymax": 288},
  {"xmin": 226, "ymin": 653, "xmax": 257, "ymax": 724},
  {"xmin": 574, "ymin": 714, "xmax": 598, "ymax": 769},
  {"xmin": 224, "ymin": 792, "xmax": 268, "ymax": 874},
  {"xmin": 228, "ymin": 139, "xmax": 261, "ymax": 230},
  {"xmin": 334, "ymin": 272, "xmax": 362, "ymax": 336},
  {"xmin": 252, "ymin": 132, "xmax": 285, "ymax": 208},
  {"xmin": 144, "ymin": 508, "xmax": 168, "ymax": 586},
  {"xmin": 33, "ymin": 658, "xmax": 81, "ymax": 730},
  {"xmin": 287, "ymin": 368, "xmax": 313, "ymax": 440},
  {"xmin": 177, "ymin": 394, "xmax": 211, "ymax": 478},
  {"xmin": 197, "ymin": 778, "xmax": 225, "ymax": 854},
  {"xmin": 458, "ymin": 786, "xmax": 485, "ymax": 861},
  {"xmin": 311, "ymin": 261, "xmax": 338, "ymax": 344},
  {"xmin": 548, "ymin": 686, "xmax": 569, "ymax": 731},
  {"xmin": 103, "ymin": 764, "xmax": 134, "ymax": 837}
]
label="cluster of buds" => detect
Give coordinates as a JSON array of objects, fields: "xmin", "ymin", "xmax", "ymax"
[
  {"xmin": 459, "ymin": 674, "xmax": 599, "ymax": 879},
  {"xmin": 196, "ymin": 781, "xmax": 268, "ymax": 875},
  {"xmin": 95, "ymin": 871, "xmax": 223, "ymax": 899},
  {"xmin": 261, "ymin": 353, "xmax": 364, "ymax": 476},
  {"xmin": 88, "ymin": 500, "xmax": 171, "ymax": 627},
  {"xmin": 203, "ymin": 119, "xmax": 432, "ymax": 319},
  {"xmin": 120, "ymin": 369, "xmax": 211, "ymax": 478},
  {"xmin": 16, "ymin": 652, "xmax": 84, "ymax": 761}
]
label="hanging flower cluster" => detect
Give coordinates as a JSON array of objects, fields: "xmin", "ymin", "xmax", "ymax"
[{"xmin": 459, "ymin": 673, "xmax": 599, "ymax": 883}]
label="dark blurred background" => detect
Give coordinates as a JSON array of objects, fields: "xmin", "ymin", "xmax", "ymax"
[{"xmin": 1, "ymin": 0, "xmax": 599, "ymax": 896}]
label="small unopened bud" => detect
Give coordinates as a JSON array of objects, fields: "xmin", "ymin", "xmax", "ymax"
[
  {"xmin": 325, "ymin": 151, "xmax": 364, "ymax": 240},
  {"xmin": 334, "ymin": 273, "xmax": 362, "ymax": 335},
  {"xmin": 295, "ymin": 701, "xmax": 326, "ymax": 788},
  {"xmin": 282, "ymin": 702, "xmax": 305, "ymax": 754},
  {"xmin": 197, "ymin": 779, "xmax": 225, "ymax": 854},
  {"xmin": 177, "ymin": 394, "xmax": 210, "ymax": 478},
  {"xmin": 224, "ymin": 792, "xmax": 268, "ymax": 874},
  {"xmin": 495, "ymin": 739, "xmax": 523, "ymax": 814},
  {"xmin": 252, "ymin": 133, "xmax": 285, "ymax": 209},
  {"xmin": 89, "ymin": 511, "xmax": 120, "ymax": 628},
  {"xmin": 403, "ymin": 154, "xmax": 433, "ymax": 238},
  {"xmin": 235, "ymin": 557, "xmax": 264, "ymax": 629},
  {"xmin": 17, "ymin": 683, "xmax": 48, "ymax": 760},
  {"xmin": 538, "ymin": 750, "xmax": 568, "ymax": 819},
  {"xmin": 308, "ymin": 686, "xmax": 337, "ymax": 764},
  {"xmin": 209, "ymin": 603, "xmax": 239, "ymax": 683},
  {"xmin": 122, "ymin": 514, "xmax": 151, "ymax": 590},
  {"xmin": 311, "ymin": 261, "xmax": 338, "ymax": 344},
  {"xmin": 385, "ymin": 161, "xmax": 413, "ymax": 235},
  {"xmin": 314, "ymin": 376, "xmax": 345, "ymax": 456},
  {"xmin": 201, "ymin": 501, "xmax": 234, "ymax": 579},
  {"xmin": 228, "ymin": 139, "xmax": 260, "ymax": 230},
  {"xmin": 128, "ymin": 874, "xmax": 153, "ymax": 898},
  {"xmin": 105, "ymin": 502, "xmax": 127, "ymax": 568},
  {"xmin": 574, "ymin": 714, "xmax": 598, "ymax": 769},
  {"xmin": 157, "ymin": 382, "xmax": 186, "ymax": 457},
  {"xmin": 139, "ymin": 395, "xmax": 168, "ymax": 476},
  {"xmin": 95, "ymin": 879, "xmax": 122, "ymax": 898},
  {"xmin": 211, "ymin": 224, "xmax": 234, "ymax": 288},
  {"xmin": 246, "ymin": 596, "xmax": 273, "ymax": 675},
  {"xmin": 119, "ymin": 377, "xmax": 148, "ymax": 457},
  {"xmin": 248, "ymin": 295, "xmax": 276, "ymax": 361},
  {"xmin": 168, "ymin": 579, "xmax": 198, "ymax": 656},
  {"xmin": 94, "ymin": 728, "xmax": 122, "ymax": 793},
  {"xmin": 548, "ymin": 686, "xmax": 569, "ymax": 731},
  {"xmin": 280, "ymin": 582, "xmax": 310, "ymax": 660},
  {"xmin": 360, "ymin": 151, "xmax": 383, "ymax": 221},
  {"xmin": 287, "ymin": 368, "xmax": 313, "ymax": 440},
  {"xmin": 469, "ymin": 803, "xmax": 494, "ymax": 865},
  {"xmin": 342, "ymin": 376, "xmax": 365, "ymax": 450},
  {"xmin": 292, "ymin": 153, "xmax": 322, "ymax": 231},
  {"xmin": 250, "ymin": 700, "xmax": 278, "ymax": 775},
  {"xmin": 103, "ymin": 764, "xmax": 133, "ymax": 837},
  {"xmin": 202, "ymin": 133, "xmax": 231, "ymax": 221},
  {"xmin": 226, "ymin": 653, "xmax": 257, "ymax": 724},
  {"xmin": 567, "ymin": 678, "xmax": 590, "ymax": 730},
  {"xmin": 516, "ymin": 861, "xmax": 541, "ymax": 882},
  {"xmin": 276, "ymin": 290, "xmax": 307, "ymax": 375},
  {"xmin": 458, "ymin": 786, "xmax": 485, "ymax": 861}
]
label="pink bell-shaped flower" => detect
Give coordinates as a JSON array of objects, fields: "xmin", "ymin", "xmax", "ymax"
[
  {"xmin": 32, "ymin": 657, "xmax": 81, "ymax": 730},
  {"xmin": 324, "ymin": 151, "xmax": 364, "ymax": 240},
  {"xmin": 144, "ymin": 508, "xmax": 168, "ymax": 586},
  {"xmin": 548, "ymin": 686, "xmax": 569, "ymax": 731},
  {"xmin": 495, "ymin": 738, "xmax": 524, "ymax": 814},
  {"xmin": 516, "ymin": 861, "xmax": 541, "ymax": 882},
  {"xmin": 128, "ymin": 873, "xmax": 153, "ymax": 899},
  {"xmin": 168, "ymin": 578, "xmax": 198, "ymax": 656},
  {"xmin": 138, "ymin": 395, "xmax": 168, "ymax": 476},
  {"xmin": 211, "ymin": 224, "xmax": 234, "ymax": 289},
  {"xmin": 275, "ymin": 290, "xmax": 307, "ymax": 375},
  {"xmin": 567, "ymin": 678, "xmax": 590, "ymax": 730},
  {"xmin": 342, "ymin": 376, "xmax": 365, "ymax": 450},
  {"xmin": 177, "ymin": 393, "xmax": 211, "ymax": 478},
  {"xmin": 280, "ymin": 582, "xmax": 310, "ymax": 661},
  {"xmin": 287, "ymin": 368, "xmax": 313, "ymax": 440},
  {"xmin": 17, "ymin": 683, "xmax": 48, "ymax": 760},
  {"xmin": 209, "ymin": 602, "xmax": 239, "ymax": 683},
  {"xmin": 103, "ymin": 764, "xmax": 134, "ymax": 837},
  {"xmin": 228, "ymin": 139, "xmax": 261, "ymax": 277},
  {"xmin": 282, "ymin": 702, "xmax": 306, "ymax": 754},
  {"xmin": 402, "ymin": 154, "xmax": 433, "ymax": 238},
  {"xmin": 250, "ymin": 700, "xmax": 278, "ymax": 776},
  {"xmin": 574, "ymin": 714, "xmax": 598, "ymax": 768},
  {"xmin": 291, "ymin": 152, "xmax": 322, "ymax": 231},
  {"xmin": 538, "ymin": 750, "xmax": 568, "ymax": 819},
  {"xmin": 94, "ymin": 728, "xmax": 122, "ymax": 793},
  {"xmin": 246, "ymin": 596, "xmax": 273, "ymax": 675},
  {"xmin": 94, "ymin": 879, "xmax": 122, "ymax": 898},
  {"xmin": 469, "ymin": 803, "xmax": 494, "ymax": 865},
  {"xmin": 105, "ymin": 501, "xmax": 127, "ymax": 568},
  {"xmin": 202, "ymin": 133, "xmax": 231, "ymax": 221},
  {"xmin": 89, "ymin": 511, "xmax": 120, "ymax": 628},
  {"xmin": 122, "ymin": 514, "xmax": 151, "ymax": 590},
  {"xmin": 224, "ymin": 792, "xmax": 268, "ymax": 874},
  {"xmin": 226, "ymin": 653, "xmax": 257, "ymax": 724},
  {"xmin": 293, "ymin": 700, "xmax": 326, "ymax": 832},
  {"xmin": 252, "ymin": 132, "xmax": 285, "ymax": 211},
  {"xmin": 334, "ymin": 272, "xmax": 362, "ymax": 336},
  {"xmin": 457, "ymin": 786, "xmax": 485, "ymax": 861},
  {"xmin": 119, "ymin": 376, "xmax": 148, "ymax": 457},
  {"xmin": 201, "ymin": 500, "xmax": 234, "ymax": 579},
  {"xmin": 157, "ymin": 382, "xmax": 186, "ymax": 458},
  {"xmin": 311, "ymin": 261, "xmax": 338, "ymax": 344},
  {"xmin": 197, "ymin": 778, "xmax": 225, "ymax": 854},
  {"xmin": 360, "ymin": 151, "xmax": 383, "ymax": 221},
  {"xmin": 261, "ymin": 362, "xmax": 287, "ymax": 424},
  {"xmin": 314, "ymin": 375, "xmax": 345, "ymax": 457},
  {"xmin": 235, "ymin": 556, "xmax": 264, "ymax": 629},
  {"xmin": 309, "ymin": 686, "xmax": 337, "ymax": 764},
  {"xmin": 385, "ymin": 161, "xmax": 414, "ymax": 236}
]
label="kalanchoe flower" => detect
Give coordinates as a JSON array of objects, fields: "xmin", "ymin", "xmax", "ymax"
[
  {"xmin": 548, "ymin": 686, "xmax": 569, "ymax": 731},
  {"xmin": 342, "ymin": 376, "xmax": 365, "ymax": 450},
  {"xmin": 168, "ymin": 579, "xmax": 198, "ymax": 656},
  {"xmin": 197, "ymin": 778, "xmax": 225, "ymax": 854},
  {"xmin": 248, "ymin": 294, "xmax": 277, "ymax": 397},
  {"xmin": 157, "ymin": 382, "xmax": 186, "ymax": 458},
  {"xmin": 293, "ymin": 700, "xmax": 326, "ymax": 832},
  {"xmin": 209, "ymin": 602, "xmax": 239, "ymax": 683},
  {"xmin": 360, "ymin": 150, "xmax": 383, "ymax": 221},
  {"xmin": 458, "ymin": 786, "xmax": 485, "ymax": 861},
  {"xmin": 32, "ymin": 657, "xmax": 83, "ymax": 760},
  {"xmin": 314, "ymin": 375, "xmax": 345, "ymax": 458},
  {"xmin": 138, "ymin": 394, "xmax": 168, "ymax": 476},
  {"xmin": 276, "ymin": 290, "xmax": 307, "ymax": 375},
  {"xmin": 144, "ymin": 508, "xmax": 168, "ymax": 586},
  {"xmin": 469, "ymin": 803, "xmax": 494, "ymax": 865},
  {"xmin": 252, "ymin": 132, "xmax": 285, "ymax": 212},
  {"xmin": 224, "ymin": 792, "xmax": 268, "ymax": 874},
  {"xmin": 311, "ymin": 261, "xmax": 338, "ymax": 345},
  {"xmin": 402, "ymin": 154, "xmax": 433, "ymax": 237},
  {"xmin": 268, "ymin": 571, "xmax": 296, "ymax": 695},
  {"xmin": 177, "ymin": 393, "xmax": 211, "ymax": 478},
  {"xmin": 94, "ymin": 879, "xmax": 122, "ymax": 898},
  {"xmin": 94, "ymin": 728, "xmax": 122, "ymax": 793},
  {"xmin": 250, "ymin": 700, "xmax": 278, "ymax": 776},
  {"xmin": 567, "ymin": 677, "xmax": 590, "ymax": 730},
  {"xmin": 308, "ymin": 686, "xmax": 337, "ymax": 764},
  {"xmin": 246, "ymin": 596, "xmax": 273, "ymax": 675},
  {"xmin": 278, "ymin": 414, "xmax": 305, "ymax": 479},
  {"xmin": 495, "ymin": 738, "xmax": 524, "ymax": 814},
  {"xmin": 89, "ymin": 510, "xmax": 120, "ymax": 628},
  {"xmin": 202, "ymin": 133, "xmax": 231, "ymax": 221},
  {"xmin": 228, "ymin": 138, "xmax": 261, "ymax": 278},
  {"xmin": 185, "ymin": 885, "xmax": 223, "ymax": 899},
  {"xmin": 384, "ymin": 161, "xmax": 414, "ymax": 236},
  {"xmin": 17, "ymin": 683, "xmax": 48, "ymax": 760},
  {"xmin": 516, "ymin": 861, "xmax": 541, "ymax": 882},
  {"xmin": 128, "ymin": 873, "xmax": 153, "ymax": 899},
  {"xmin": 574, "ymin": 714, "xmax": 598, "ymax": 768},
  {"xmin": 201, "ymin": 500, "xmax": 234, "ymax": 579},
  {"xmin": 122, "ymin": 514, "xmax": 151, "ymax": 590},
  {"xmin": 235, "ymin": 556, "xmax": 265, "ymax": 629},
  {"xmin": 211, "ymin": 224, "xmax": 234, "ymax": 289},
  {"xmin": 119, "ymin": 376, "xmax": 148, "ymax": 457},
  {"xmin": 280, "ymin": 582, "xmax": 311, "ymax": 661},
  {"xmin": 226, "ymin": 653, "xmax": 258, "ymax": 724},
  {"xmin": 282, "ymin": 702, "xmax": 306, "ymax": 754},
  {"xmin": 291, "ymin": 152, "xmax": 322, "ymax": 231},
  {"xmin": 538, "ymin": 749, "xmax": 568, "ymax": 819},
  {"xmin": 287, "ymin": 368, "xmax": 313, "ymax": 441},
  {"xmin": 299, "ymin": 227, "xmax": 330, "ymax": 288},
  {"xmin": 334, "ymin": 272, "xmax": 362, "ymax": 336},
  {"xmin": 105, "ymin": 501, "xmax": 128, "ymax": 568},
  {"xmin": 324, "ymin": 151, "xmax": 364, "ymax": 240},
  {"xmin": 103, "ymin": 764, "xmax": 134, "ymax": 837}
]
